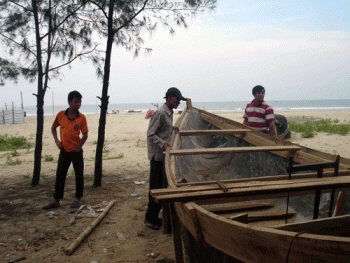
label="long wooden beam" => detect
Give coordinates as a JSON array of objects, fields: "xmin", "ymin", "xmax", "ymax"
[
  {"xmin": 169, "ymin": 145, "xmax": 301, "ymax": 156},
  {"xmin": 174, "ymin": 170, "xmax": 350, "ymax": 188},
  {"xmin": 178, "ymin": 129, "xmax": 250, "ymax": 136},
  {"xmin": 207, "ymin": 203, "xmax": 274, "ymax": 213},
  {"xmin": 246, "ymin": 211, "xmax": 297, "ymax": 222},
  {"xmin": 154, "ymin": 176, "xmax": 347, "ymax": 196},
  {"xmin": 152, "ymin": 176, "xmax": 350, "ymax": 203}
]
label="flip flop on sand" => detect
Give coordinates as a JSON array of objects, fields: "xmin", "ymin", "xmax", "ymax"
[
  {"xmin": 70, "ymin": 201, "xmax": 81, "ymax": 209},
  {"xmin": 43, "ymin": 203, "xmax": 60, "ymax": 210}
]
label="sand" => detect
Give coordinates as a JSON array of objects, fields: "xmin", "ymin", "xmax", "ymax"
[{"xmin": 0, "ymin": 109, "xmax": 349, "ymax": 262}]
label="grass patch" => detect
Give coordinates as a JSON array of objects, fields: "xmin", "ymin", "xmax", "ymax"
[
  {"xmin": 44, "ymin": 154, "xmax": 54, "ymax": 162},
  {"xmin": 0, "ymin": 135, "xmax": 30, "ymax": 151},
  {"xmin": 289, "ymin": 118, "xmax": 350, "ymax": 138},
  {"xmin": 11, "ymin": 149, "xmax": 20, "ymax": 157},
  {"xmin": 5, "ymin": 156, "xmax": 22, "ymax": 165}
]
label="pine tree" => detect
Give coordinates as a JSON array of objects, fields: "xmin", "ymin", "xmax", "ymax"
[
  {"xmin": 87, "ymin": 0, "xmax": 216, "ymax": 186},
  {"xmin": 0, "ymin": 0, "xmax": 102, "ymax": 185}
]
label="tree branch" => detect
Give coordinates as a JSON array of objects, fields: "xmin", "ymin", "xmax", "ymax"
[
  {"xmin": 47, "ymin": 44, "xmax": 100, "ymax": 72},
  {"xmin": 112, "ymin": 0, "xmax": 150, "ymax": 35},
  {"xmin": 0, "ymin": 32, "xmax": 37, "ymax": 57}
]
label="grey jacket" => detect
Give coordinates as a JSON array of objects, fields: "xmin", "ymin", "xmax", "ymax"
[{"xmin": 147, "ymin": 104, "xmax": 173, "ymax": 161}]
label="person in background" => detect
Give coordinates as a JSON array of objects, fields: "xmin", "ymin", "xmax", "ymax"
[
  {"xmin": 144, "ymin": 87, "xmax": 187, "ymax": 230},
  {"xmin": 43, "ymin": 90, "xmax": 88, "ymax": 210},
  {"xmin": 243, "ymin": 85, "xmax": 277, "ymax": 137}
]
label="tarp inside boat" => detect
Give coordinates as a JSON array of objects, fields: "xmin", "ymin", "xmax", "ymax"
[{"xmin": 175, "ymin": 108, "xmax": 343, "ymax": 223}]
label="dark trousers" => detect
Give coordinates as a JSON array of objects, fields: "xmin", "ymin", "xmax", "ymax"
[
  {"xmin": 145, "ymin": 158, "xmax": 168, "ymax": 221},
  {"xmin": 53, "ymin": 149, "xmax": 84, "ymax": 200}
]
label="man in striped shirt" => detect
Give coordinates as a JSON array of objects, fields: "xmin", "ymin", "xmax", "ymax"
[{"xmin": 243, "ymin": 85, "xmax": 277, "ymax": 137}]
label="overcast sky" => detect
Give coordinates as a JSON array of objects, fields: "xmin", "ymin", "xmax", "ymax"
[{"xmin": 1, "ymin": 0, "xmax": 350, "ymax": 107}]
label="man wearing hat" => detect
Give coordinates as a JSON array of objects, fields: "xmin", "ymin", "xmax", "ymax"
[{"xmin": 144, "ymin": 87, "xmax": 186, "ymax": 230}]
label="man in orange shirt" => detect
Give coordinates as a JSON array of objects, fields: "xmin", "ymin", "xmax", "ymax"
[{"xmin": 43, "ymin": 91, "xmax": 88, "ymax": 209}]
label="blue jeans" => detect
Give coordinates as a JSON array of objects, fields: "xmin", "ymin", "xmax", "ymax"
[{"xmin": 53, "ymin": 149, "xmax": 84, "ymax": 200}]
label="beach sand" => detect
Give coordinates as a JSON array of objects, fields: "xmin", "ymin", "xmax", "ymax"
[{"xmin": 0, "ymin": 109, "xmax": 349, "ymax": 262}]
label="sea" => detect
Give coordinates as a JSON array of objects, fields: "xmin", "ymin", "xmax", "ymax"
[{"xmin": 15, "ymin": 99, "xmax": 350, "ymax": 117}]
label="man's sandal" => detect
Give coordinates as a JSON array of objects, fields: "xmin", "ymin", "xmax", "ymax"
[
  {"xmin": 70, "ymin": 201, "xmax": 81, "ymax": 209},
  {"xmin": 43, "ymin": 203, "xmax": 60, "ymax": 210}
]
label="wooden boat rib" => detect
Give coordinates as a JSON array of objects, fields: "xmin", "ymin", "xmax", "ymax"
[{"xmin": 151, "ymin": 99, "xmax": 350, "ymax": 263}]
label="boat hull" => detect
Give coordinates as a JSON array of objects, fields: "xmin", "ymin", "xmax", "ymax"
[
  {"xmin": 177, "ymin": 201, "xmax": 350, "ymax": 263},
  {"xmin": 159, "ymin": 101, "xmax": 350, "ymax": 263}
]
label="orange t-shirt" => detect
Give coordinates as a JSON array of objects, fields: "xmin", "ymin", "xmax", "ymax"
[{"xmin": 52, "ymin": 110, "xmax": 88, "ymax": 152}]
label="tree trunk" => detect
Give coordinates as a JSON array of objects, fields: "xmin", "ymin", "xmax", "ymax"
[
  {"xmin": 94, "ymin": 0, "xmax": 115, "ymax": 187},
  {"xmin": 31, "ymin": 0, "xmax": 45, "ymax": 186},
  {"xmin": 32, "ymin": 94, "xmax": 44, "ymax": 186}
]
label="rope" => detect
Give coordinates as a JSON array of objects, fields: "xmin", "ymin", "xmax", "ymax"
[{"xmin": 285, "ymin": 231, "xmax": 306, "ymax": 263}]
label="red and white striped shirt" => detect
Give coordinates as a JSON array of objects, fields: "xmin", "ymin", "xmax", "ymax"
[{"xmin": 243, "ymin": 100, "xmax": 274, "ymax": 133}]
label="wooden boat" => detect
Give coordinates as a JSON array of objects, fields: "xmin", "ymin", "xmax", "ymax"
[{"xmin": 151, "ymin": 99, "xmax": 350, "ymax": 263}]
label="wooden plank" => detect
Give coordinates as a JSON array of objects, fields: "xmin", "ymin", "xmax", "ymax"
[
  {"xmin": 206, "ymin": 203, "xmax": 274, "ymax": 213},
  {"xmin": 152, "ymin": 176, "xmax": 350, "ymax": 203},
  {"xmin": 174, "ymin": 202, "xmax": 204, "ymax": 242},
  {"xmin": 165, "ymin": 148, "xmax": 177, "ymax": 187},
  {"xmin": 170, "ymin": 203, "xmax": 184, "ymax": 263},
  {"xmin": 185, "ymin": 202, "xmax": 204, "ymax": 242},
  {"xmin": 274, "ymin": 214, "xmax": 350, "ymax": 236},
  {"xmin": 178, "ymin": 111, "xmax": 190, "ymax": 131},
  {"xmin": 154, "ymin": 175, "xmax": 347, "ymax": 197},
  {"xmin": 186, "ymin": 98, "xmax": 193, "ymax": 109},
  {"xmin": 247, "ymin": 211, "xmax": 297, "ymax": 222},
  {"xmin": 173, "ymin": 169, "xmax": 350, "ymax": 188},
  {"xmin": 169, "ymin": 145, "xmax": 301, "ymax": 156},
  {"xmin": 194, "ymin": 188, "xmax": 350, "ymax": 206},
  {"xmin": 162, "ymin": 203, "xmax": 172, "ymax": 234},
  {"xmin": 179, "ymin": 129, "xmax": 250, "ymax": 136}
]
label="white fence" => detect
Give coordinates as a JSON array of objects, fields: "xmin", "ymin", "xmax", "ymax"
[{"xmin": 0, "ymin": 109, "xmax": 25, "ymax": 125}]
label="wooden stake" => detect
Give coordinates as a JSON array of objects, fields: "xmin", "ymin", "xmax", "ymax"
[{"xmin": 65, "ymin": 200, "xmax": 116, "ymax": 256}]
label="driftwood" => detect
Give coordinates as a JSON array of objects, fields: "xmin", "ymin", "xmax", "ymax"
[{"xmin": 65, "ymin": 200, "xmax": 116, "ymax": 256}]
